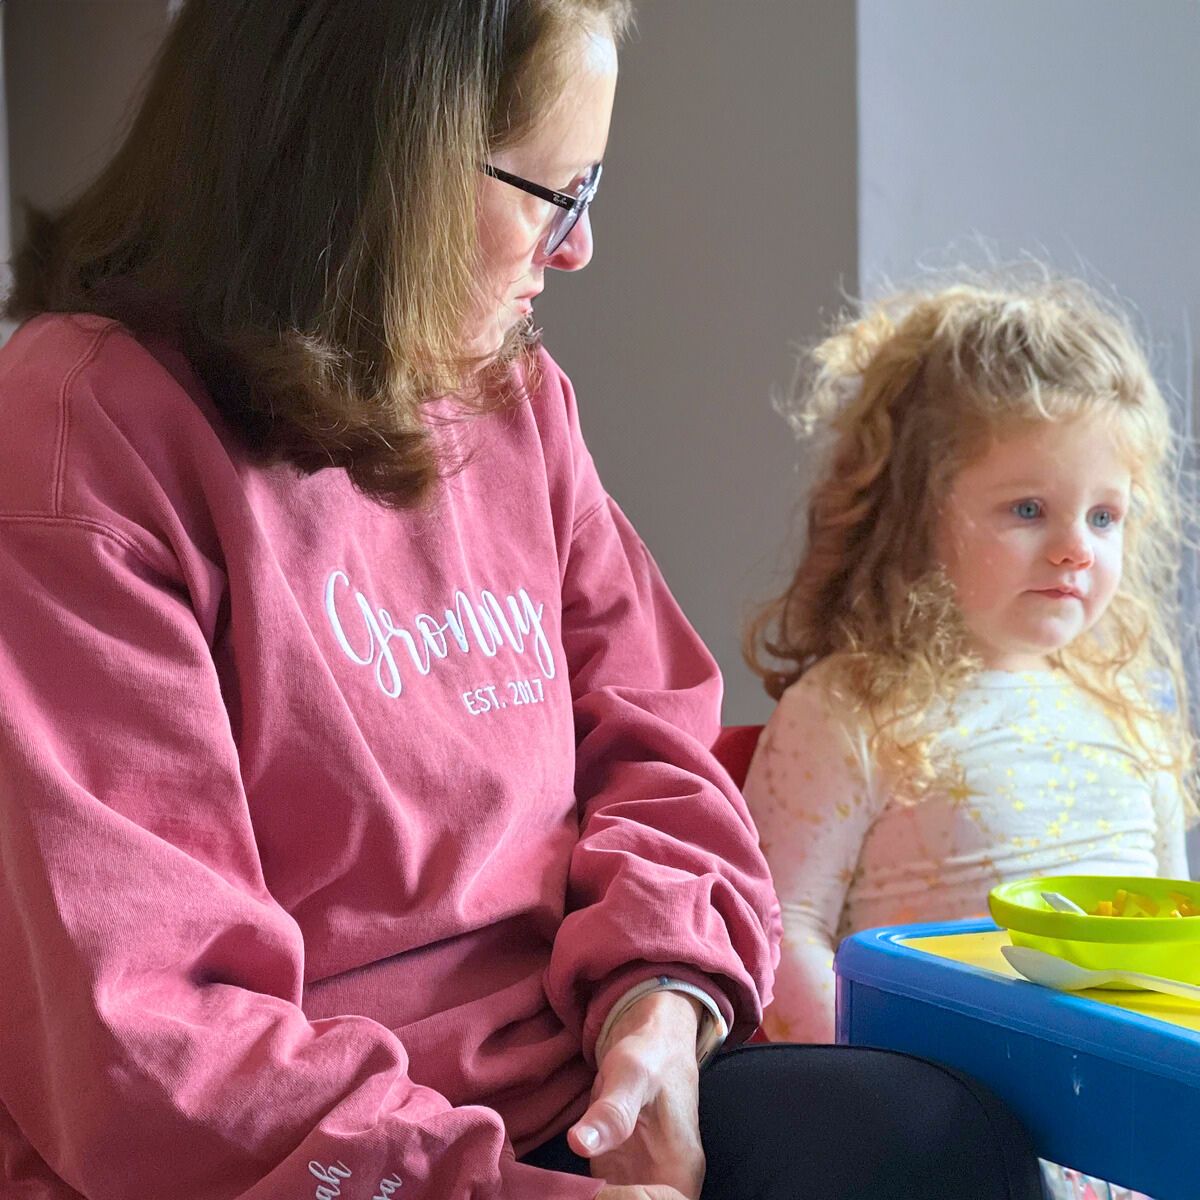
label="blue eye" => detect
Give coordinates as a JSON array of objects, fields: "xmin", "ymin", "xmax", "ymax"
[
  {"xmin": 1012, "ymin": 500, "xmax": 1042, "ymax": 520},
  {"xmin": 1090, "ymin": 508, "xmax": 1118, "ymax": 529}
]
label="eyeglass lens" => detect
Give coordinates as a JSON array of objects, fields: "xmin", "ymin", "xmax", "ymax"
[{"xmin": 544, "ymin": 164, "xmax": 601, "ymax": 255}]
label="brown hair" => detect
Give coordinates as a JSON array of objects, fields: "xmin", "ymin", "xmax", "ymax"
[
  {"xmin": 746, "ymin": 274, "xmax": 1195, "ymax": 806},
  {"xmin": 6, "ymin": 0, "xmax": 632, "ymax": 507}
]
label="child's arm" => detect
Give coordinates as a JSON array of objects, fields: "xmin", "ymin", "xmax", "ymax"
[
  {"xmin": 743, "ymin": 670, "xmax": 880, "ymax": 1043},
  {"xmin": 1150, "ymin": 768, "xmax": 1190, "ymax": 878}
]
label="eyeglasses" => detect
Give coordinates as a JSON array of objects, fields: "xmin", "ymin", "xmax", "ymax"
[{"xmin": 481, "ymin": 161, "xmax": 603, "ymax": 255}]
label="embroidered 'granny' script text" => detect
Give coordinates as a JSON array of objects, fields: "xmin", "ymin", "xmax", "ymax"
[
  {"xmin": 325, "ymin": 570, "xmax": 556, "ymax": 699},
  {"xmin": 309, "ymin": 1160, "xmax": 351, "ymax": 1200},
  {"xmin": 307, "ymin": 1161, "xmax": 403, "ymax": 1200}
]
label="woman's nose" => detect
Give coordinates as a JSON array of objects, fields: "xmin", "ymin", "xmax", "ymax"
[{"xmin": 544, "ymin": 209, "xmax": 594, "ymax": 272}]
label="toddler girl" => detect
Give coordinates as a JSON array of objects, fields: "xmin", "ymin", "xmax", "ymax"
[
  {"xmin": 743, "ymin": 275, "xmax": 1196, "ymax": 1198},
  {"xmin": 744, "ymin": 275, "xmax": 1194, "ymax": 1035}
]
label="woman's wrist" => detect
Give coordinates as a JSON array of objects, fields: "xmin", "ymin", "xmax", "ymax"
[
  {"xmin": 595, "ymin": 976, "xmax": 727, "ymax": 1065},
  {"xmin": 599, "ymin": 990, "xmax": 700, "ymax": 1061}
]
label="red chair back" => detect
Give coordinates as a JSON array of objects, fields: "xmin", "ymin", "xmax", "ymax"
[
  {"xmin": 713, "ymin": 724, "xmax": 771, "ymax": 1043},
  {"xmin": 711, "ymin": 724, "xmax": 764, "ymax": 789}
]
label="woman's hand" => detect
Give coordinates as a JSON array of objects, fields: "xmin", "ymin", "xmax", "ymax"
[{"xmin": 568, "ymin": 990, "xmax": 706, "ymax": 1200}]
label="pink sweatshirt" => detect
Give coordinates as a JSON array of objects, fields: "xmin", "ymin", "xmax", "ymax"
[{"xmin": 0, "ymin": 314, "xmax": 779, "ymax": 1200}]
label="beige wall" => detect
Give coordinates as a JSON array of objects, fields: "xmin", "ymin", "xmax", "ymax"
[
  {"xmin": 4, "ymin": 0, "xmax": 172, "ymax": 248},
  {"xmin": 538, "ymin": 2, "xmax": 858, "ymax": 722}
]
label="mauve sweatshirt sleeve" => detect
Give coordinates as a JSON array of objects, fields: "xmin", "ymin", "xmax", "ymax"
[
  {"xmin": 0, "ymin": 323, "xmax": 602, "ymax": 1200},
  {"xmin": 536, "ymin": 359, "xmax": 781, "ymax": 1055}
]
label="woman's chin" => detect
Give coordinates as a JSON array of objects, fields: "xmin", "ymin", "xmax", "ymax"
[
  {"xmin": 462, "ymin": 326, "xmax": 504, "ymax": 362},
  {"xmin": 460, "ymin": 311, "xmax": 539, "ymax": 371}
]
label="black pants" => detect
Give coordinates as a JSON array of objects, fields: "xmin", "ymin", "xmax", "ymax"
[{"xmin": 522, "ymin": 1043, "xmax": 1046, "ymax": 1199}]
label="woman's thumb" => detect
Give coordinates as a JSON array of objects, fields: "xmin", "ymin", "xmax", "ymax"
[{"xmin": 568, "ymin": 1061, "xmax": 647, "ymax": 1158}]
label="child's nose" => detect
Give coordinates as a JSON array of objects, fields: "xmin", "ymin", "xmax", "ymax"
[{"xmin": 1049, "ymin": 522, "xmax": 1094, "ymax": 568}]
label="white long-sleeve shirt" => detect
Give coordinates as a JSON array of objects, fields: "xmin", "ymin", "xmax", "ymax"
[{"xmin": 745, "ymin": 660, "xmax": 1190, "ymax": 1043}]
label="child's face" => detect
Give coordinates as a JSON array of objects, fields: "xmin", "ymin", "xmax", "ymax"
[{"xmin": 935, "ymin": 416, "xmax": 1131, "ymax": 672}]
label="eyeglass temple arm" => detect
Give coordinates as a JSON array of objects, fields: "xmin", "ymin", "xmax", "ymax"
[{"xmin": 481, "ymin": 164, "xmax": 576, "ymax": 211}]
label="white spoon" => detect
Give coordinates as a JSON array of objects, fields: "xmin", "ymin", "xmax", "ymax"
[
  {"xmin": 1041, "ymin": 890, "xmax": 1087, "ymax": 915},
  {"xmin": 1001, "ymin": 944, "xmax": 1200, "ymax": 1002}
]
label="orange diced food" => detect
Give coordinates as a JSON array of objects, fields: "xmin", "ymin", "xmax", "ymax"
[{"xmin": 1087, "ymin": 886, "xmax": 1200, "ymax": 917}]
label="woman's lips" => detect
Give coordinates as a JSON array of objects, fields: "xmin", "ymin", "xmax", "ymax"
[{"xmin": 513, "ymin": 291, "xmax": 541, "ymax": 315}]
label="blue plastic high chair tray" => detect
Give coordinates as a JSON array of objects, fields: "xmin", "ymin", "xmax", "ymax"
[{"xmin": 834, "ymin": 918, "xmax": 1200, "ymax": 1200}]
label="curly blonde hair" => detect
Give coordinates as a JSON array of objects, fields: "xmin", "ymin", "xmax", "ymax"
[{"xmin": 745, "ymin": 273, "xmax": 1196, "ymax": 813}]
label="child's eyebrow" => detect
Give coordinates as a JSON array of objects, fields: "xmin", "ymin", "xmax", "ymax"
[
  {"xmin": 978, "ymin": 480, "xmax": 1131, "ymax": 501},
  {"xmin": 978, "ymin": 479, "xmax": 1050, "ymax": 495}
]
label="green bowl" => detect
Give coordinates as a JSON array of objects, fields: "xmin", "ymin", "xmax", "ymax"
[{"xmin": 988, "ymin": 875, "xmax": 1200, "ymax": 988}]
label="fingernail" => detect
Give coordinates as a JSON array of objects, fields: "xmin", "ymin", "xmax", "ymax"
[{"xmin": 576, "ymin": 1125, "xmax": 600, "ymax": 1151}]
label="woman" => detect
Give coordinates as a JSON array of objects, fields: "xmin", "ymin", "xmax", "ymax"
[{"xmin": 0, "ymin": 3, "xmax": 1044, "ymax": 1198}]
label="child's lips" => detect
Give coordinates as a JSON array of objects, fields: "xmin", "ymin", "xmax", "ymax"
[{"xmin": 1030, "ymin": 586, "xmax": 1082, "ymax": 600}]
